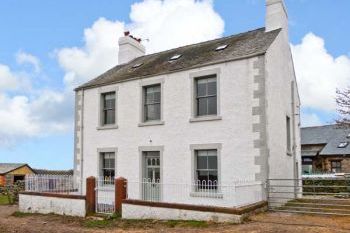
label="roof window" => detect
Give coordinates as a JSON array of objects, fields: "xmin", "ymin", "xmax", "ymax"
[
  {"xmin": 132, "ymin": 63, "xmax": 143, "ymax": 68},
  {"xmin": 169, "ymin": 54, "xmax": 182, "ymax": 61},
  {"xmin": 338, "ymin": 142, "xmax": 349, "ymax": 148},
  {"xmin": 215, "ymin": 44, "xmax": 228, "ymax": 51},
  {"xmin": 347, "ymin": 133, "xmax": 350, "ymax": 139}
]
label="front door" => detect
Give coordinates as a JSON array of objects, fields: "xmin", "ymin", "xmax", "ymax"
[{"xmin": 142, "ymin": 151, "xmax": 161, "ymax": 201}]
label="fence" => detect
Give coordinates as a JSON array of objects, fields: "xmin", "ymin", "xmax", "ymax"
[
  {"xmin": 126, "ymin": 179, "xmax": 263, "ymax": 208},
  {"xmin": 95, "ymin": 177, "xmax": 115, "ymax": 214},
  {"xmin": 25, "ymin": 175, "xmax": 81, "ymax": 195}
]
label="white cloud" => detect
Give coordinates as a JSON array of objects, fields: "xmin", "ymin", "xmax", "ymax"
[
  {"xmin": 292, "ymin": 33, "xmax": 350, "ymax": 112},
  {"xmin": 16, "ymin": 51, "xmax": 41, "ymax": 73},
  {"xmin": 56, "ymin": 0, "xmax": 224, "ymax": 89},
  {"xmin": 300, "ymin": 112, "xmax": 322, "ymax": 127},
  {"xmin": 0, "ymin": 64, "xmax": 20, "ymax": 90}
]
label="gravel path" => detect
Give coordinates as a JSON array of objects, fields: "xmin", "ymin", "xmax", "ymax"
[{"xmin": 1, "ymin": 205, "xmax": 350, "ymax": 233}]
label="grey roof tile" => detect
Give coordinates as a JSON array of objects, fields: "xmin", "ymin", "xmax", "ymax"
[
  {"xmin": 76, "ymin": 27, "xmax": 281, "ymax": 90},
  {"xmin": 0, "ymin": 163, "xmax": 28, "ymax": 175}
]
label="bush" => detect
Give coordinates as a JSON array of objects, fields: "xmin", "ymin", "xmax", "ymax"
[
  {"xmin": 302, "ymin": 178, "xmax": 350, "ymax": 194},
  {"xmin": 0, "ymin": 181, "xmax": 25, "ymax": 204}
]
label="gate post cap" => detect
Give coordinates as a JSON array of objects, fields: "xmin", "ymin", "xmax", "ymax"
[{"xmin": 116, "ymin": 176, "xmax": 127, "ymax": 181}]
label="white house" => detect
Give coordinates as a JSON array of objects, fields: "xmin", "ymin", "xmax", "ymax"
[{"xmin": 73, "ymin": 0, "xmax": 301, "ymax": 214}]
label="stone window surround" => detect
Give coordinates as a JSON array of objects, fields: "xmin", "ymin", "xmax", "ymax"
[
  {"xmin": 138, "ymin": 78, "xmax": 165, "ymax": 127},
  {"xmin": 97, "ymin": 147, "xmax": 118, "ymax": 178},
  {"xmin": 189, "ymin": 68, "xmax": 222, "ymax": 123},
  {"xmin": 190, "ymin": 143, "xmax": 223, "ymax": 198},
  {"xmin": 97, "ymin": 85, "xmax": 119, "ymax": 130},
  {"xmin": 138, "ymin": 146, "xmax": 164, "ymax": 199}
]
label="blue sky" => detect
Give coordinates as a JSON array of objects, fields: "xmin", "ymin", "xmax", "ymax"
[{"xmin": 0, "ymin": 0, "xmax": 349, "ymax": 169}]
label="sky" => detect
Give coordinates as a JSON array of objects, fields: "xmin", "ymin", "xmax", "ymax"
[{"xmin": 0, "ymin": 0, "xmax": 349, "ymax": 169}]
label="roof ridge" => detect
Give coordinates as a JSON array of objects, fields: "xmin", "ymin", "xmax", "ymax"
[{"xmin": 301, "ymin": 124, "xmax": 338, "ymax": 129}]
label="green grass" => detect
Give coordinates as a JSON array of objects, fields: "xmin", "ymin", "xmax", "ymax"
[
  {"xmin": 12, "ymin": 211, "xmax": 34, "ymax": 218},
  {"xmin": 0, "ymin": 194, "xmax": 10, "ymax": 205}
]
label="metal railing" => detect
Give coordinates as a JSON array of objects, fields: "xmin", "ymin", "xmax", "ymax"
[
  {"xmin": 267, "ymin": 178, "xmax": 350, "ymax": 216},
  {"xmin": 25, "ymin": 175, "xmax": 81, "ymax": 194},
  {"xmin": 126, "ymin": 179, "xmax": 264, "ymax": 208},
  {"xmin": 95, "ymin": 177, "xmax": 115, "ymax": 214}
]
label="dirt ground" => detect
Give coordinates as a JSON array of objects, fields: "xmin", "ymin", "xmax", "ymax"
[{"xmin": 1, "ymin": 205, "xmax": 350, "ymax": 233}]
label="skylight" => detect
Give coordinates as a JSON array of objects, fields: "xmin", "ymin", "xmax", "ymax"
[
  {"xmin": 338, "ymin": 142, "xmax": 349, "ymax": 148},
  {"xmin": 169, "ymin": 54, "xmax": 182, "ymax": 61},
  {"xmin": 132, "ymin": 63, "xmax": 143, "ymax": 68},
  {"xmin": 215, "ymin": 44, "xmax": 228, "ymax": 51},
  {"xmin": 347, "ymin": 133, "xmax": 350, "ymax": 139}
]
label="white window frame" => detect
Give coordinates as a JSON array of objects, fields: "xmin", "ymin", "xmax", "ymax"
[
  {"xmin": 189, "ymin": 68, "xmax": 222, "ymax": 123},
  {"xmin": 97, "ymin": 147, "xmax": 118, "ymax": 179},
  {"xmin": 138, "ymin": 78, "xmax": 165, "ymax": 127},
  {"xmin": 190, "ymin": 143, "xmax": 222, "ymax": 198},
  {"xmin": 97, "ymin": 86, "xmax": 119, "ymax": 130}
]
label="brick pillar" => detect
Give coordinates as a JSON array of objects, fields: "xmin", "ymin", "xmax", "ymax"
[
  {"xmin": 86, "ymin": 176, "xmax": 96, "ymax": 214},
  {"xmin": 115, "ymin": 177, "xmax": 127, "ymax": 213}
]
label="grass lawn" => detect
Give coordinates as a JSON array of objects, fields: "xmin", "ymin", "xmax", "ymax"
[{"xmin": 0, "ymin": 194, "xmax": 10, "ymax": 205}]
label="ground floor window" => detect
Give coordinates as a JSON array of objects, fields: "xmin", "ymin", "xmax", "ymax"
[
  {"xmin": 331, "ymin": 160, "xmax": 342, "ymax": 173},
  {"xmin": 195, "ymin": 149, "xmax": 218, "ymax": 190},
  {"xmin": 101, "ymin": 152, "xmax": 115, "ymax": 179},
  {"xmin": 302, "ymin": 157, "xmax": 313, "ymax": 174}
]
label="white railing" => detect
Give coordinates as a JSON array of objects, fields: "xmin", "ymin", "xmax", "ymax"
[
  {"xmin": 95, "ymin": 177, "xmax": 115, "ymax": 214},
  {"xmin": 25, "ymin": 175, "xmax": 81, "ymax": 195},
  {"xmin": 302, "ymin": 173, "xmax": 343, "ymax": 178},
  {"xmin": 126, "ymin": 179, "xmax": 263, "ymax": 208}
]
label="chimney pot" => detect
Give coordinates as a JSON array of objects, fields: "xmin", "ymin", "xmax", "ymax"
[{"xmin": 124, "ymin": 31, "xmax": 130, "ymax": 36}]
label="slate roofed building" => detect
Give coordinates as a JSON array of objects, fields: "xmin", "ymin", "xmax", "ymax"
[
  {"xmin": 301, "ymin": 125, "xmax": 350, "ymax": 174},
  {"xmin": 0, "ymin": 163, "xmax": 35, "ymax": 186}
]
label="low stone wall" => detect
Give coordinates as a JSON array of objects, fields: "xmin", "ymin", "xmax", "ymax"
[
  {"xmin": 19, "ymin": 192, "xmax": 86, "ymax": 217},
  {"xmin": 122, "ymin": 200, "xmax": 267, "ymax": 223}
]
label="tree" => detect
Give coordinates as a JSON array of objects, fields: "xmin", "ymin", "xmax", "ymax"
[{"xmin": 336, "ymin": 87, "xmax": 350, "ymax": 127}]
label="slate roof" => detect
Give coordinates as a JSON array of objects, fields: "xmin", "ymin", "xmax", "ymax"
[
  {"xmin": 301, "ymin": 125, "xmax": 350, "ymax": 156},
  {"xmin": 33, "ymin": 169, "xmax": 74, "ymax": 176},
  {"xmin": 76, "ymin": 27, "xmax": 281, "ymax": 90},
  {"xmin": 0, "ymin": 163, "xmax": 28, "ymax": 175}
]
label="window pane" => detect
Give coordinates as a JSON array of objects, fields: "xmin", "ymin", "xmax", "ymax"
[
  {"xmin": 207, "ymin": 96, "xmax": 217, "ymax": 115},
  {"xmin": 208, "ymin": 156, "xmax": 217, "ymax": 169},
  {"xmin": 197, "ymin": 80, "xmax": 207, "ymax": 97},
  {"xmin": 197, "ymin": 98, "xmax": 207, "ymax": 116},
  {"xmin": 105, "ymin": 110, "xmax": 115, "ymax": 124},
  {"xmin": 153, "ymin": 91, "xmax": 161, "ymax": 103},
  {"xmin": 208, "ymin": 171, "xmax": 218, "ymax": 182},
  {"xmin": 145, "ymin": 104, "xmax": 160, "ymax": 121},
  {"xmin": 197, "ymin": 156, "xmax": 207, "ymax": 170},
  {"xmin": 197, "ymin": 170, "xmax": 209, "ymax": 182},
  {"xmin": 207, "ymin": 79, "xmax": 217, "ymax": 96}
]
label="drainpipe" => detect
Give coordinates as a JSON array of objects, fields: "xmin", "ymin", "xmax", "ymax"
[
  {"xmin": 291, "ymin": 81, "xmax": 297, "ymax": 198},
  {"xmin": 80, "ymin": 89, "xmax": 85, "ymax": 194}
]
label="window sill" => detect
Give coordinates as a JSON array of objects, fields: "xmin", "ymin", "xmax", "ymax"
[
  {"xmin": 138, "ymin": 121, "xmax": 165, "ymax": 127},
  {"xmin": 96, "ymin": 124, "xmax": 118, "ymax": 130},
  {"xmin": 189, "ymin": 115, "xmax": 222, "ymax": 123},
  {"xmin": 190, "ymin": 191, "xmax": 223, "ymax": 199}
]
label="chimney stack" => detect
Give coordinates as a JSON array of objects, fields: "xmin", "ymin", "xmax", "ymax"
[
  {"xmin": 118, "ymin": 31, "xmax": 145, "ymax": 64},
  {"xmin": 265, "ymin": 0, "xmax": 288, "ymax": 36}
]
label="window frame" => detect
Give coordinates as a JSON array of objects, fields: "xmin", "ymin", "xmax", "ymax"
[
  {"xmin": 138, "ymin": 79, "xmax": 165, "ymax": 127},
  {"xmin": 143, "ymin": 84, "xmax": 161, "ymax": 122},
  {"xmin": 286, "ymin": 115, "xmax": 291, "ymax": 155},
  {"xmin": 189, "ymin": 68, "xmax": 221, "ymax": 123},
  {"xmin": 97, "ymin": 86, "xmax": 118, "ymax": 130},
  {"xmin": 194, "ymin": 149, "xmax": 218, "ymax": 191},
  {"xmin": 97, "ymin": 147, "xmax": 118, "ymax": 181},
  {"xmin": 190, "ymin": 143, "xmax": 222, "ymax": 197},
  {"xmin": 195, "ymin": 76, "xmax": 218, "ymax": 117},
  {"xmin": 331, "ymin": 160, "xmax": 342, "ymax": 173}
]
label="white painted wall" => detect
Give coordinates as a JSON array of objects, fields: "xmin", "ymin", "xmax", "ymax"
[
  {"xmin": 122, "ymin": 203, "xmax": 243, "ymax": 223},
  {"xmin": 19, "ymin": 194, "xmax": 86, "ymax": 217},
  {"xmin": 79, "ymin": 59, "xmax": 263, "ymax": 206}
]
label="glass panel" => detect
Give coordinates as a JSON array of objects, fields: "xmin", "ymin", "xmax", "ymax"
[
  {"xmin": 207, "ymin": 78, "xmax": 217, "ymax": 95},
  {"xmin": 207, "ymin": 96, "xmax": 217, "ymax": 115},
  {"xmin": 154, "ymin": 168, "xmax": 160, "ymax": 181},
  {"xmin": 197, "ymin": 150, "xmax": 208, "ymax": 156},
  {"xmin": 154, "ymin": 91, "xmax": 161, "ymax": 103},
  {"xmin": 105, "ymin": 110, "xmax": 115, "ymax": 124},
  {"xmin": 197, "ymin": 156, "xmax": 207, "ymax": 169},
  {"xmin": 208, "ymin": 171, "xmax": 218, "ymax": 182},
  {"xmin": 197, "ymin": 170, "xmax": 209, "ymax": 182},
  {"xmin": 197, "ymin": 80, "xmax": 207, "ymax": 97},
  {"xmin": 197, "ymin": 98, "xmax": 207, "ymax": 116},
  {"xmin": 208, "ymin": 156, "xmax": 217, "ymax": 169}
]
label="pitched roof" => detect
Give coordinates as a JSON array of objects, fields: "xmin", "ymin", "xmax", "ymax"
[
  {"xmin": 33, "ymin": 169, "xmax": 74, "ymax": 176},
  {"xmin": 0, "ymin": 163, "xmax": 29, "ymax": 175},
  {"xmin": 76, "ymin": 27, "xmax": 281, "ymax": 90},
  {"xmin": 301, "ymin": 125, "xmax": 350, "ymax": 155}
]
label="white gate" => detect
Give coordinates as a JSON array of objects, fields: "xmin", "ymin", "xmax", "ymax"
[{"xmin": 95, "ymin": 178, "xmax": 115, "ymax": 214}]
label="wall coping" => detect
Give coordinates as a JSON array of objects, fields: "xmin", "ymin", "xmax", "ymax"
[
  {"xmin": 20, "ymin": 191, "xmax": 85, "ymax": 200},
  {"xmin": 122, "ymin": 199, "xmax": 267, "ymax": 215}
]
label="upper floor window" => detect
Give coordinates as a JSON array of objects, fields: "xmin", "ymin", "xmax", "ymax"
[
  {"xmin": 101, "ymin": 92, "xmax": 116, "ymax": 125},
  {"xmin": 143, "ymin": 85, "xmax": 161, "ymax": 121},
  {"xmin": 196, "ymin": 76, "xmax": 217, "ymax": 116}
]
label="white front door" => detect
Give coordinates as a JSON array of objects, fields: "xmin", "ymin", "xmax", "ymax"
[{"xmin": 142, "ymin": 151, "xmax": 161, "ymax": 201}]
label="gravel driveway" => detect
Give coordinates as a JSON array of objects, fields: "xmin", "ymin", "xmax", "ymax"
[{"xmin": 1, "ymin": 205, "xmax": 350, "ymax": 233}]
